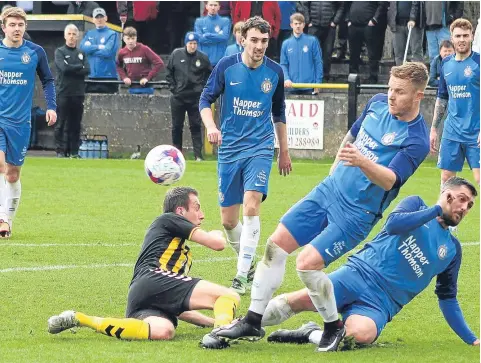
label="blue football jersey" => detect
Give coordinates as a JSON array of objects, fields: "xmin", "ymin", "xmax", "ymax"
[
  {"xmin": 330, "ymin": 94, "xmax": 429, "ymax": 219},
  {"xmin": 438, "ymin": 52, "xmax": 480, "ymax": 143},
  {"xmin": 0, "ymin": 40, "xmax": 56, "ymax": 125},
  {"xmin": 199, "ymin": 53, "xmax": 286, "ymax": 163},
  {"xmin": 348, "ymin": 196, "xmax": 461, "ymax": 319}
]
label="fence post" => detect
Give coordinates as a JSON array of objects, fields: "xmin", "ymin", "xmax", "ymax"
[{"xmin": 347, "ymin": 73, "xmax": 360, "ymax": 130}]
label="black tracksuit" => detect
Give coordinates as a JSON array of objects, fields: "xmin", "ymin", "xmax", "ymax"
[
  {"xmin": 54, "ymin": 45, "xmax": 90, "ymax": 156},
  {"xmin": 166, "ymin": 47, "xmax": 211, "ymax": 159}
]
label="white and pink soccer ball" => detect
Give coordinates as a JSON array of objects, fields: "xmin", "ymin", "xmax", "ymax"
[{"xmin": 144, "ymin": 145, "xmax": 186, "ymax": 185}]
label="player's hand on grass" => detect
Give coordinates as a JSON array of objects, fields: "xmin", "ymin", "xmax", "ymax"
[
  {"xmin": 338, "ymin": 142, "xmax": 365, "ymax": 167},
  {"xmin": 207, "ymin": 126, "xmax": 222, "ymax": 145},
  {"xmin": 473, "ymin": 339, "xmax": 480, "ymax": 346},
  {"xmin": 278, "ymin": 150, "xmax": 292, "ymax": 176},
  {"xmin": 429, "ymin": 128, "xmax": 439, "ymax": 154},
  {"xmin": 46, "ymin": 110, "xmax": 57, "ymax": 126}
]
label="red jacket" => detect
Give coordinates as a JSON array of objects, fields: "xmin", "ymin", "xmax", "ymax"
[
  {"xmin": 117, "ymin": 1, "xmax": 158, "ymax": 22},
  {"xmin": 233, "ymin": 1, "xmax": 280, "ymax": 39},
  {"xmin": 116, "ymin": 43, "xmax": 164, "ymax": 83}
]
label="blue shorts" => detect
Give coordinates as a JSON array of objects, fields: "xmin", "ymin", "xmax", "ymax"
[
  {"xmin": 0, "ymin": 122, "xmax": 31, "ymax": 166},
  {"xmin": 330, "ymin": 264, "xmax": 390, "ymax": 338},
  {"xmin": 218, "ymin": 156, "xmax": 273, "ymax": 207},
  {"xmin": 438, "ymin": 138, "xmax": 480, "ymax": 171},
  {"xmin": 280, "ymin": 179, "xmax": 374, "ymax": 267}
]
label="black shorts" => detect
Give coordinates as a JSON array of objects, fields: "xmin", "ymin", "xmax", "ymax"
[{"xmin": 125, "ymin": 268, "xmax": 201, "ymax": 327}]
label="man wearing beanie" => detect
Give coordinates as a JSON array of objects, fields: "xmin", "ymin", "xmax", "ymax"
[
  {"xmin": 194, "ymin": 1, "xmax": 230, "ymax": 66},
  {"xmin": 116, "ymin": 26, "xmax": 164, "ymax": 95},
  {"xmin": 166, "ymin": 32, "xmax": 212, "ymax": 160}
]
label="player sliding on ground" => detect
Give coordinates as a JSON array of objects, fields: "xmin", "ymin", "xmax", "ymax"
[
  {"xmin": 212, "ymin": 62, "xmax": 431, "ymax": 351},
  {"xmin": 262, "ymin": 177, "xmax": 479, "ymax": 350},
  {"xmin": 48, "ymin": 187, "xmax": 239, "ymax": 347}
]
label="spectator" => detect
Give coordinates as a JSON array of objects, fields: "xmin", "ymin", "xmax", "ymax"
[
  {"xmin": 304, "ymin": 1, "xmax": 345, "ymax": 82},
  {"xmin": 166, "ymin": 32, "xmax": 211, "ymax": 161},
  {"xmin": 388, "ymin": 1, "xmax": 424, "ymax": 66},
  {"xmin": 281, "ymin": 12, "xmax": 323, "ymax": 94},
  {"xmin": 54, "ymin": 24, "xmax": 90, "ymax": 158},
  {"xmin": 203, "ymin": 1, "xmax": 232, "ymax": 21},
  {"xmin": 80, "ymin": 7, "xmax": 120, "ymax": 93},
  {"xmin": 233, "ymin": 1, "xmax": 280, "ymax": 60},
  {"xmin": 224, "ymin": 21, "xmax": 244, "ymax": 56},
  {"xmin": 423, "ymin": 1, "xmax": 463, "ymax": 62},
  {"xmin": 117, "ymin": 1, "xmax": 158, "ymax": 49},
  {"xmin": 333, "ymin": 16, "xmax": 348, "ymax": 61},
  {"xmin": 116, "ymin": 26, "xmax": 163, "ymax": 95},
  {"xmin": 346, "ymin": 1, "xmax": 388, "ymax": 84},
  {"xmin": 67, "ymin": 1, "xmax": 99, "ymax": 16},
  {"xmin": 278, "ymin": 2, "xmax": 309, "ymax": 50},
  {"xmin": 195, "ymin": 1, "xmax": 231, "ymax": 67},
  {"xmin": 428, "ymin": 39, "xmax": 454, "ymax": 87}
]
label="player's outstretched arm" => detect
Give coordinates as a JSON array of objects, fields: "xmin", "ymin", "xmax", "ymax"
[
  {"xmin": 438, "ymin": 298, "xmax": 479, "ymax": 345},
  {"xmin": 190, "ymin": 229, "xmax": 226, "ymax": 251}
]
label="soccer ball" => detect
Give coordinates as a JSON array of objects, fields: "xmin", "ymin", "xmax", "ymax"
[{"xmin": 144, "ymin": 145, "xmax": 186, "ymax": 185}]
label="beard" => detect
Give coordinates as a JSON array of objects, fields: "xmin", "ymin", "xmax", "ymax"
[{"xmin": 441, "ymin": 212, "xmax": 459, "ymax": 227}]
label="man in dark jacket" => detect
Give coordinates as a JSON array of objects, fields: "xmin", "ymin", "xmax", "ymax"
[
  {"xmin": 67, "ymin": 1, "xmax": 99, "ymax": 16},
  {"xmin": 304, "ymin": 1, "xmax": 345, "ymax": 82},
  {"xmin": 166, "ymin": 32, "xmax": 212, "ymax": 161},
  {"xmin": 388, "ymin": 1, "xmax": 424, "ymax": 66},
  {"xmin": 346, "ymin": 1, "xmax": 388, "ymax": 83},
  {"xmin": 54, "ymin": 24, "xmax": 90, "ymax": 158}
]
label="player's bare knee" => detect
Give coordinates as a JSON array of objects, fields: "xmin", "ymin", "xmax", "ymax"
[
  {"xmin": 345, "ymin": 317, "xmax": 377, "ymax": 344},
  {"xmin": 150, "ymin": 326, "xmax": 175, "ymax": 340},
  {"xmin": 296, "ymin": 246, "xmax": 325, "ymax": 271},
  {"xmin": 143, "ymin": 317, "xmax": 176, "ymax": 340},
  {"xmin": 221, "ymin": 219, "xmax": 238, "ymax": 231},
  {"xmin": 5, "ymin": 167, "xmax": 20, "ymax": 183}
]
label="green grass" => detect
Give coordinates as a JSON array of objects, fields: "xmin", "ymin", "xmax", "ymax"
[{"xmin": 0, "ymin": 158, "xmax": 479, "ymax": 363}]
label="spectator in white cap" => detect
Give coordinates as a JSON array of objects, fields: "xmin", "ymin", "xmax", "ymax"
[{"xmin": 80, "ymin": 7, "xmax": 120, "ymax": 93}]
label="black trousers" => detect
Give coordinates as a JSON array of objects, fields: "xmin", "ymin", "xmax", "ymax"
[
  {"xmin": 55, "ymin": 95, "xmax": 85, "ymax": 155},
  {"xmin": 308, "ymin": 25, "xmax": 336, "ymax": 80},
  {"xmin": 266, "ymin": 37, "xmax": 278, "ymax": 61},
  {"xmin": 170, "ymin": 95, "xmax": 203, "ymax": 159},
  {"xmin": 348, "ymin": 24, "xmax": 386, "ymax": 81}
]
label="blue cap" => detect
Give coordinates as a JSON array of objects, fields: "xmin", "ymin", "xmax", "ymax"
[{"xmin": 184, "ymin": 32, "xmax": 199, "ymax": 44}]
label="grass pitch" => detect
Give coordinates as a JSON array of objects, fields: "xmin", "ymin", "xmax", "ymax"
[{"xmin": 0, "ymin": 157, "xmax": 479, "ymax": 363}]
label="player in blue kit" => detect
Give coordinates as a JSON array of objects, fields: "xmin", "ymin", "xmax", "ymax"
[
  {"xmin": 263, "ymin": 177, "xmax": 479, "ymax": 350},
  {"xmin": 430, "ymin": 18, "xmax": 480, "ymax": 186},
  {"xmin": 199, "ymin": 16, "xmax": 292, "ymax": 295},
  {"xmin": 213, "ymin": 62, "xmax": 430, "ymax": 351},
  {"xmin": 0, "ymin": 7, "xmax": 56, "ymax": 238}
]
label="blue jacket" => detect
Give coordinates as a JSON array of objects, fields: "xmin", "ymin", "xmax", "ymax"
[
  {"xmin": 280, "ymin": 33, "xmax": 323, "ymax": 86},
  {"xmin": 224, "ymin": 43, "xmax": 243, "ymax": 57},
  {"xmin": 279, "ymin": 1, "xmax": 297, "ymax": 30},
  {"xmin": 80, "ymin": 26, "xmax": 119, "ymax": 79},
  {"xmin": 429, "ymin": 54, "xmax": 443, "ymax": 87},
  {"xmin": 194, "ymin": 14, "xmax": 231, "ymax": 66}
]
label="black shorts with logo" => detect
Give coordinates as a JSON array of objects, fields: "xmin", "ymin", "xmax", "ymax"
[{"xmin": 125, "ymin": 268, "xmax": 201, "ymax": 327}]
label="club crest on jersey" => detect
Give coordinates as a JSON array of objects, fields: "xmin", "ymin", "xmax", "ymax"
[
  {"xmin": 195, "ymin": 59, "xmax": 201, "ymax": 67},
  {"xmin": 100, "ymin": 37, "xmax": 105, "ymax": 44},
  {"xmin": 438, "ymin": 245, "xmax": 447, "ymax": 260},
  {"xmin": 464, "ymin": 66, "xmax": 472, "ymax": 77},
  {"xmin": 261, "ymin": 79, "xmax": 272, "ymax": 93},
  {"xmin": 381, "ymin": 132, "xmax": 396, "ymax": 145},
  {"xmin": 215, "ymin": 25, "xmax": 220, "ymax": 33},
  {"xmin": 78, "ymin": 53, "xmax": 84, "ymax": 60},
  {"xmin": 303, "ymin": 45, "xmax": 308, "ymax": 53},
  {"xmin": 21, "ymin": 52, "xmax": 30, "ymax": 64}
]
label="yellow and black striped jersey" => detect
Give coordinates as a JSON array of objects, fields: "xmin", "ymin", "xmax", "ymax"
[{"xmin": 132, "ymin": 213, "xmax": 199, "ymax": 279}]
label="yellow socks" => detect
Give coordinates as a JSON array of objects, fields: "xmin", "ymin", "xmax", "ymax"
[
  {"xmin": 75, "ymin": 312, "xmax": 150, "ymax": 340},
  {"xmin": 213, "ymin": 294, "xmax": 240, "ymax": 328}
]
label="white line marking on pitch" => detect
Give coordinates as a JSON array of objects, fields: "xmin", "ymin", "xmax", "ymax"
[{"xmin": 0, "ymin": 242, "xmax": 478, "ymax": 274}]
